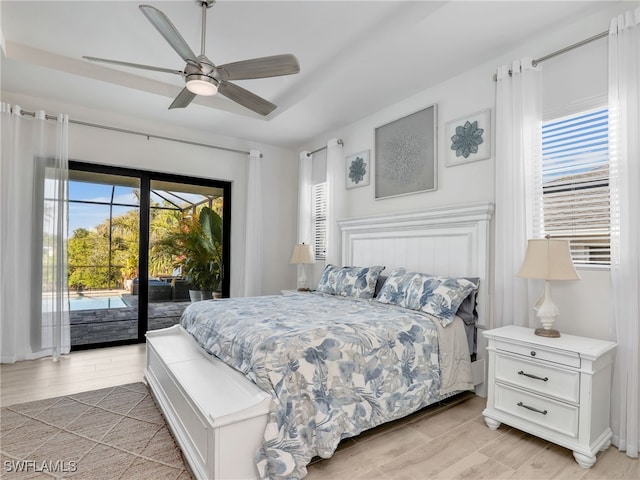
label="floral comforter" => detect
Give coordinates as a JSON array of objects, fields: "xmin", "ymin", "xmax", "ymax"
[{"xmin": 180, "ymin": 293, "xmax": 473, "ymax": 479}]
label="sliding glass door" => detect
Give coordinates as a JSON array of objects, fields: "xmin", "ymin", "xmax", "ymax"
[
  {"xmin": 68, "ymin": 170, "xmax": 141, "ymax": 348},
  {"xmin": 146, "ymin": 179, "xmax": 227, "ymax": 332},
  {"xmin": 68, "ymin": 162, "xmax": 231, "ymax": 349}
]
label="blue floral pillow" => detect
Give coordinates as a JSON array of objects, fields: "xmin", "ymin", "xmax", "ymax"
[
  {"xmin": 317, "ymin": 264, "xmax": 385, "ymax": 299},
  {"xmin": 376, "ymin": 268, "xmax": 478, "ymax": 326},
  {"xmin": 375, "ymin": 268, "xmax": 409, "ymax": 305}
]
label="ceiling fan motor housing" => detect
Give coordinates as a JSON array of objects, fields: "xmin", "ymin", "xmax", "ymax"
[{"xmin": 186, "ymin": 73, "xmax": 218, "ymax": 87}]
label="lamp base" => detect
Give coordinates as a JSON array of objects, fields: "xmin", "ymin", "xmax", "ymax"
[{"xmin": 535, "ymin": 327, "xmax": 560, "ymax": 338}]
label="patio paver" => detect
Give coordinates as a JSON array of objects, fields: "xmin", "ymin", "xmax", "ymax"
[{"xmin": 70, "ymin": 300, "xmax": 190, "ymax": 346}]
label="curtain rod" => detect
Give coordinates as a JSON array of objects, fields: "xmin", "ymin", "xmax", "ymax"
[
  {"xmin": 533, "ymin": 30, "xmax": 608, "ymax": 66},
  {"xmin": 495, "ymin": 29, "xmax": 608, "ymax": 79},
  {"xmin": 10, "ymin": 107, "xmax": 260, "ymax": 157},
  {"xmin": 306, "ymin": 139, "xmax": 344, "ymax": 157}
]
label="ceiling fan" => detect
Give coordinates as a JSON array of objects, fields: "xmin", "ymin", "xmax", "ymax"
[{"xmin": 83, "ymin": 0, "xmax": 300, "ymax": 116}]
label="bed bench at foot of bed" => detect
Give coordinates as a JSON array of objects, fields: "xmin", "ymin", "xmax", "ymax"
[{"xmin": 145, "ymin": 325, "xmax": 271, "ymax": 480}]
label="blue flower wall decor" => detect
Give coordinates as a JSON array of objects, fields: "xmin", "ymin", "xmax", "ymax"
[
  {"xmin": 445, "ymin": 109, "xmax": 492, "ymax": 167},
  {"xmin": 346, "ymin": 150, "xmax": 370, "ymax": 189},
  {"xmin": 349, "ymin": 155, "xmax": 367, "ymax": 184},
  {"xmin": 451, "ymin": 120, "xmax": 484, "ymax": 158}
]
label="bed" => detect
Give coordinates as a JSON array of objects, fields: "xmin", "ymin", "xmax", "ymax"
[{"xmin": 145, "ymin": 202, "xmax": 494, "ymax": 480}]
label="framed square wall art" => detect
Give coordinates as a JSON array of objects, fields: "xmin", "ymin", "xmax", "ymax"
[
  {"xmin": 345, "ymin": 150, "xmax": 370, "ymax": 189},
  {"xmin": 445, "ymin": 108, "xmax": 491, "ymax": 167},
  {"xmin": 375, "ymin": 105, "xmax": 437, "ymax": 199}
]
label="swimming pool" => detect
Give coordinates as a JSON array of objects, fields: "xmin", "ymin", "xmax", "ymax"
[{"xmin": 69, "ymin": 295, "xmax": 130, "ymax": 311}]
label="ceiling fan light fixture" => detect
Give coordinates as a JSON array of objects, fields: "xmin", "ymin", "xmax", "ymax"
[{"xmin": 186, "ymin": 75, "xmax": 218, "ymax": 96}]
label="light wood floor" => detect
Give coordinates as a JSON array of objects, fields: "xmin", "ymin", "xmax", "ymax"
[
  {"xmin": 1, "ymin": 345, "xmax": 638, "ymax": 480},
  {"xmin": 0, "ymin": 344, "xmax": 146, "ymax": 407}
]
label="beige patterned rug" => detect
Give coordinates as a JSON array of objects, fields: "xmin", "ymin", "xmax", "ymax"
[{"xmin": 0, "ymin": 383, "xmax": 193, "ymax": 479}]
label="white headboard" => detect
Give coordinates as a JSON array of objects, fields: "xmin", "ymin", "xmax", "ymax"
[{"xmin": 339, "ymin": 202, "xmax": 494, "ymax": 329}]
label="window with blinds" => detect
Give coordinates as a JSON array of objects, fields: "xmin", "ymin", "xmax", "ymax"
[
  {"xmin": 539, "ymin": 106, "xmax": 610, "ymax": 266},
  {"xmin": 312, "ymin": 182, "xmax": 328, "ymax": 260}
]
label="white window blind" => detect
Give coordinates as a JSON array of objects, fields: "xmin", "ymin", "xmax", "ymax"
[
  {"xmin": 539, "ymin": 106, "xmax": 610, "ymax": 266},
  {"xmin": 312, "ymin": 182, "xmax": 328, "ymax": 260}
]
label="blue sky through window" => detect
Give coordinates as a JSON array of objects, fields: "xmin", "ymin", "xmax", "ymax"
[
  {"xmin": 68, "ymin": 180, "xmax": 211, "ymax": 234},
  {"xmin": 541, "ymin": 107, "xmax": 608, "ymax": 184},
  {"xmin": 68, "ymin": 181, "xmax": 139, "ymax": 233}
]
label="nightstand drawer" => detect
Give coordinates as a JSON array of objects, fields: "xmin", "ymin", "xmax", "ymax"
[
  {"xmin": 493, "ymin": 339, "xmax": 580, "ymax": 368},
  {"xmin": 494, "ymin": 383, "xmax": 579, "ymax": 438},
  {"xmin": 495, "ymin": 353, "xmax": 580, "ymax": 403}
]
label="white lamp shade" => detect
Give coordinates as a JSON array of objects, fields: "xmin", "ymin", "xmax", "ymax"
[
  {"xmin": 289, "ymin": 243, "xmax": 315, "ymax": 264},
  {"xmin": 517, "ymin": 238, "xmax": 580, "ymax": 281}
]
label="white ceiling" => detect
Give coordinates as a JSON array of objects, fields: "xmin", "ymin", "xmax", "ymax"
[{"xmin": 0, "ymin": 1, "xmax": 616, "ymax": 148}]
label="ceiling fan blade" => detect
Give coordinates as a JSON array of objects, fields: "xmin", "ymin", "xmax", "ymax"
[
  {"xmin": 139, "ymin": 5, "xmax": 198, "ymax": 65},
  {"xmin": 169, "ymin": 88, "xmax": 197, "ymax": 110},
  {"xmin": 83, "ymin": 56, "xmax": 184, "ymax": 76},
  {"xmin": 218, "ymin": 82, "xmax": 277, "ymax": 116},
  {"xmin": 218, "ymin": 54, "xmax": 300, "ymax": 80}
]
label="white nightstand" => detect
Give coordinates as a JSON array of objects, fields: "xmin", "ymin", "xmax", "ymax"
[{"xmin": 482, "ymin": 325, "xmax": 616, "ymax": 468}]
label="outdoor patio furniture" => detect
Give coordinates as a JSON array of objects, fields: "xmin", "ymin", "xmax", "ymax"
[
  {"xmin": 130, "ymin": 278, "xmax": 172, "ymax": 301},
  {"xmin": 171, "ymin": 278, "xmax": 191, "ymax": 301}
]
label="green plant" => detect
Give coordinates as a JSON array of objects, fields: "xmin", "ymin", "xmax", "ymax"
[{"xmin": 156, "ymin": 207, "xmax": 223, "ymax": 292}]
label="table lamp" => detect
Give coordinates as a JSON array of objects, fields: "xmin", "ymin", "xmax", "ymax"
[
  {"xmin": 290, "ymin": 243, "xmax": 315, "ymax": 291},
  {"xmin": 517, "ymin": 236, "xmax": 580, "ymax": 337}
]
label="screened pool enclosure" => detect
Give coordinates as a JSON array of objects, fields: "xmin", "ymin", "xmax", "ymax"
[{"xmin": 68, "ymin": 163, "xmax": 230, "ymax": 348}]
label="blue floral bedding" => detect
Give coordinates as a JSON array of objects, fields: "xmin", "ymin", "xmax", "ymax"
[{"xmin": 180, "ymin": 293, "xmax": 473, "ymax": 479}]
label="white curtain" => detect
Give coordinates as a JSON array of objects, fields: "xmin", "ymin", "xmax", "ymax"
[
  {"xmin": 608, "ymin": 7, "xmax": 640, "ymax": 459},
  {"xmin": 325, "ymin": 139, "xmax": 344, "ymax": 266},
  {"xmin": 293, "ymin": 151, "xmax": 313, "ymax": 288},
  {"xmin": 493, "ymin": 59, "xmax": 543, "ymax": 329},
  {"xmin": 296, "ymin": 151, "xmax": 313, "ymax": 244},
  {"xmin": 1, "ymin": 104, "xmax": 70, "ymax": 363},
  {"xmin": 242, "ymin": 149, "xmax": 263, "ymax": 297}
]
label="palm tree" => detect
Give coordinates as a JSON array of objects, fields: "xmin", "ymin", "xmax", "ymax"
[{"xmin": 155, "ymin": 206, "xmax": 223, "ymax": 293}]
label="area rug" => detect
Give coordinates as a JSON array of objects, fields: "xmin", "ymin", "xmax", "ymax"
[{"xmin": 0, "ymin": 383, "xmax": 193, "ymax": 479}]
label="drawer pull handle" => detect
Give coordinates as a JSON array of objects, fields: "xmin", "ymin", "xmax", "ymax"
[
  {"xmin": 517, "ymin": 401, "xmax": 548, "ymax": 415},
  {"xmin": 530, "ymin": 351, "xmax": 536, "ymax": 357},
  {"xmin": 518, "ymin": 370, "xmax": 549, "ymax": 382}
]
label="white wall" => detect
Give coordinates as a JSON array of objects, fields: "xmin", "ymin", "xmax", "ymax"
[
  {"xmin": 302, "ymin": 2, "xmax": 630, "ymax": 342},
  {"xmin": 2, "ymin": 91, "xmax": 298, "ymax": 296}
]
